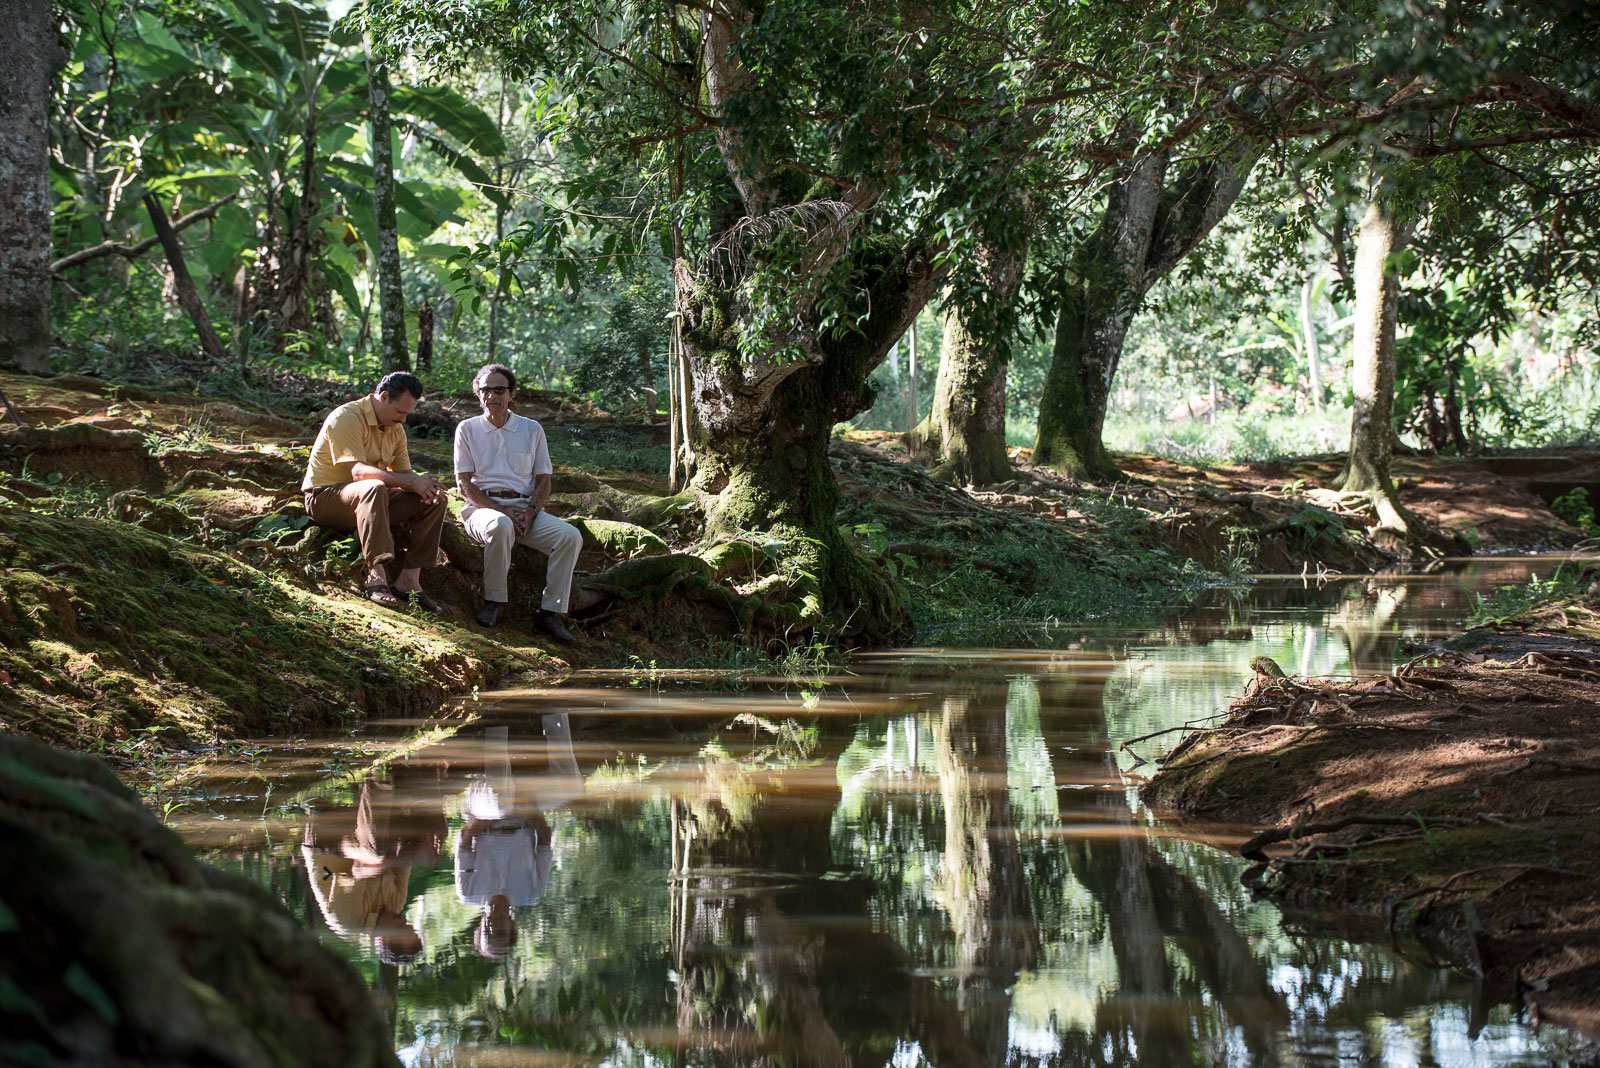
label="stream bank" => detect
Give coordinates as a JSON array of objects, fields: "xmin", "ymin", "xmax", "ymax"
[
  {"xmin": 2, "ymin": 367, "xmax": 1590, "ymax": 756},
  {"xmin": 1143, "ymin": 572, "xmax": 1600, "ymax": 1038}
]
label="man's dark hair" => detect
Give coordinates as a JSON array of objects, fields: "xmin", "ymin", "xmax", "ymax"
[
  {"xmin": 375, "ymin": 371, "xmax": 424, "ymax": 401},
  {"xmin": 474, "ymin": 363, "xmax": 518, "ymax": 395}
]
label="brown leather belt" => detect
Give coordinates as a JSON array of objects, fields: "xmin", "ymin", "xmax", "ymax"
[{"xmin": 484, "ymin": 489, "xmax": 527, "ymax": 498}]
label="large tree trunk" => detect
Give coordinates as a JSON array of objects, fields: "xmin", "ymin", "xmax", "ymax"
[
  {"xmin": 1332, "ymin": 190, "xmax": 1415, "ymax": 544},
  {"xmin": 1032, "ymin": 152, "xmax": 1165, "ymax": 481},
  {"xmin": 1340, "ymin": 195, "xmax": 1401, "ymax": 494},
  {"xmin": 0, "ymin": 0, "xmax": 62, "ymax": 375},
  {"xmin": 1032, "ymin": 280, "xmax": 1138, "ymax": 482},
  {"xmin": 368, "ymin": 54, "xmax": 408, "ymax": 372},
  {"xmin": 678, "ymin": 0, "xmax": 937, "ymax": 641},
  {"xmin": 677, "ymin": 245, "xmax": 931, "ymax": 642},
  {"xmin": 912, "ymin": 234, "xmax": 1026, "ymax": 486},
  {"xmin": 1033, "ymin": 143, "xmax": 1258, "ymax": 482}
]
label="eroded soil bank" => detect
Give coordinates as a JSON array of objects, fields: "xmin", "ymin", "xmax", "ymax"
[{"xmin": 1143, "ymin": 586, "xmax": 1600, "ymax": 1038}]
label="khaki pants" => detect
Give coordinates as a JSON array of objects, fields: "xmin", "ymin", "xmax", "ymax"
[
  {"xmin": 460, "ymin": 501, "xmax": 581, "ymax": 611},
  {"xmin": 305, "ymin": 481, "xmax": 447, "ymax": 572}
]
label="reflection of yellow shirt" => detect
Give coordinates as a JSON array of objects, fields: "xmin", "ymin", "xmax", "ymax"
[
  {"xmin": 305, "ymin": 849, "xmax": 411, "ymax": 937},
  {"xmin": 302, "ymin": 397, "xmax": 411, "ymax": 490}
]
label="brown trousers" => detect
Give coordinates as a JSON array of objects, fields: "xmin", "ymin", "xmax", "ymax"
[{"xmin": 305, "ymin": 481, "xmax": 447, "ymax": 572}]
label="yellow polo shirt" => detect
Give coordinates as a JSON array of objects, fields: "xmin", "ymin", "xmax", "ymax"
[{"xmin": 302, "ymin": 397, "xmax": 412, "ymax": 490}]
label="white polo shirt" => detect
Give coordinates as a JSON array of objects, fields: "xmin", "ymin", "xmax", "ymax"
[{"xmin": 453, "ymin": 413, "xmax": 552, "ymax": 496}]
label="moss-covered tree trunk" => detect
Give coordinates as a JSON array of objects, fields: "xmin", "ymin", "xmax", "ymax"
[
  {"xmin": 679, "ymin": 245, "xmax": 931, "ymax": 642},
  {"xmin": 0, "ymin": 0, "xmax": 61, "ymax": 375},
  {"xmin": 368, "ymin": 53, "xmax": 408, "ymax": 373},
  {"xmin": 912, "ymin": 235, "xmax": 1026, "ymax": 486},
  {"xmin": 677, "ymin": 1, "xmax": 937, "ymax": 643},
  {"xmin": 1031, "ymin": 275, "xmax": 1138, "ymax": 482},
  {"xmin": 1033, "ymin": 144, "xmax": 1258, "ymax": 482}
]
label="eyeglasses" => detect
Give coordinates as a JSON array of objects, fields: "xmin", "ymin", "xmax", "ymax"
[{"xmin": 477, "ymin": 385, "xmax": 510, "ymax": 396}]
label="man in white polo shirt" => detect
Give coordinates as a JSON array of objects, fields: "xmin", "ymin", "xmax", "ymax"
[{"xmin": 454, "ymin": 363, "xmax": 583, "ymax": 642}]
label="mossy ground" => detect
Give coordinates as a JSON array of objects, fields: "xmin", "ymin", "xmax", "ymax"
[{"xmin": 0, "ymin": 507, "xmax": 542, "ymax": 749}]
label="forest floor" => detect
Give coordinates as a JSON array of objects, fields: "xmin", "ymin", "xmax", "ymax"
[
  {"xmin": 0, "ymin": 364, "xmax": 1591, "ymax": 755},
  {"xmin": 1143, "ymin": 581, "xmax": 1600, "ymax": 1039}
]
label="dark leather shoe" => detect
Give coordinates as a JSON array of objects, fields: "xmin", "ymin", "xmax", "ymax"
[
  {"xmin": 532, "ymin": 610, "xmax": 577, "ymax": 644},
  {"xmin": 474, "ymin": 600, "xmax": 504, "ymax": 627}
]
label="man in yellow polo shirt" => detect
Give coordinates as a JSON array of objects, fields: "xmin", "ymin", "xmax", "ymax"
[{"xmin": 302, "ymin": 372, "xmax": 449, "ymax": 613}]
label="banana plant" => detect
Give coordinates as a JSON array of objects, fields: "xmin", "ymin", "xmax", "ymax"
[{"xmin": 51, "ymin": 0, "xmax": 506, "ymax": 358}]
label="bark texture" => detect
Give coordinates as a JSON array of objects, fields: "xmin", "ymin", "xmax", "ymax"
[
  {"xmin": 1340, "ymin": 195, "xmax": 1402, "ymax": 496},
  {"xmin": 1033, "ymin": 144, "xmax": 1256, "ymax": 481},
  {"xmin": 673, "ymin": 1, "xmax": 936, "ymax": 641},
  {"xmin": 677, "ymin": 238, "xmax": 932, "ymax": 641},
  {"xmin": 913, "ymin": 232, "xmax": 1026, "ymax": 486},
  {"xmin": 368, "ymin": 56, "xmax": 409, "ymax": 372},
  {"xmin": 0, "ymin": 0, "xmax": 62, "ymax": 374}
]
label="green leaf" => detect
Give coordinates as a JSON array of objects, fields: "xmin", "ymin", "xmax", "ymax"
[
  {"xmin": 406, "ymin": 122, "xmax": 508, "ymax": 209},
  {"xmin": 63, "ymin": 964, "xmax": 119, "ymax": 1026},
  {"xmin": 197, "ymin": 204, "xmax": 257, "ymax": 278},
  {"xmin": 320, "ymin": 259, "xmax": 363, "ymax": 317},
  {"xmin": 389, "ymin": 85, "xmax": 506, "ymax": 156},
  {"xmin": 212, "ymin": 22, "xmax": 286, "ymax": 80},
  {"xmin": 265, "ymin": 1, "xmax": 330, "ymax": 64}
]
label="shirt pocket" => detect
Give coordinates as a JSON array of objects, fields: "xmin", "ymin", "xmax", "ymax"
[{"xmin": 512, "ymin": 453, "xmax": 534, "ymax": 477}]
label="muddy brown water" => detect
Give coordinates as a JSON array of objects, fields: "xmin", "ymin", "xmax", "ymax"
[{"xmin": 172, "ymin": 557, "xmax": 1599, "ymax": 1067}]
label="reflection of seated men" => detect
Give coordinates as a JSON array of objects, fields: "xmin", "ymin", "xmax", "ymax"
[
  {"xmin": 302, "ymin": 774, "xmax": 445, "ymax": 964},
  {"xmin": 455, "ymin": 715, "xmax": 581, "ymax": 958}
]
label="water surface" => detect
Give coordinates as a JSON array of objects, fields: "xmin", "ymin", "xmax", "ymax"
[{"xmin": 174, "ymin": 558, "xmax": 1596, "ymax": 1066}]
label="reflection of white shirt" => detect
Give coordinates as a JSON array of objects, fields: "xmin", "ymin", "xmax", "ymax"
[
  {"xmin": 455, "ymin": 823, "xmax": 552, "ymax": 906},
  {"xmin": 453, "ymin": 413, "xmax": 552, "ymax": 496}
]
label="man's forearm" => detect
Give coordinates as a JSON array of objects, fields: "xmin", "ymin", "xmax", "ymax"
[
  {"xmin": 530, "ymin": 474, "xmax": 551, "ymax": 512},
  {"xmin": 350, "ymin": 461, "xmax": 410, "ymax": 487}
]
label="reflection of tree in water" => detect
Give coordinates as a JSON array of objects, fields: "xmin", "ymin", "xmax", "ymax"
[
  {"xmin": 671, "ymin": 726, "xmax": 989, "ymax": 1068},
  {"xmin": 932, "ymin": 693, "xmax": 1038, "ymax": 1060},
  {"xmin": 1326, "ymin": 578, "xmax": 1410, "ymax": 673},
  {"xmin": 1039, "ymin": 661, "xmax": 1291, "ymax": 1067}
]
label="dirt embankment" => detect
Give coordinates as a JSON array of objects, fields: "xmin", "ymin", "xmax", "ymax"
[{"xmin": 1143, "ymin": 586, "xmax": 1600, "ymax": 1039}]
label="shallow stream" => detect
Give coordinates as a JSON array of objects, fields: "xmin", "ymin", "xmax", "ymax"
[{"xmin": 172, "ymin": 557, "xmax": 1597, "ymax": 1067}]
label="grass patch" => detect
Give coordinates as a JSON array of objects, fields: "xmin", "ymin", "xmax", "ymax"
[
  {"xmin": 1466, "ymin": 563, "xmax": 1596, "ymax": 628},
  {"xmin": 0, "ymin": 508, "xmax": 533, "ymax": 749},
  {"xmin": 1105, "ymin": 408, "xmax": 1352, "ymax": 464}
]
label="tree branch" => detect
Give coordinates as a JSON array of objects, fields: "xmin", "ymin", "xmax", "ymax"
[
  {"xmin": 50, "ymin": 191, "xmax": 241, "ymax": 273},
  {"xmin": 1490, "ymin": 70, "xmax": 1600, "ymax": 138}
]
